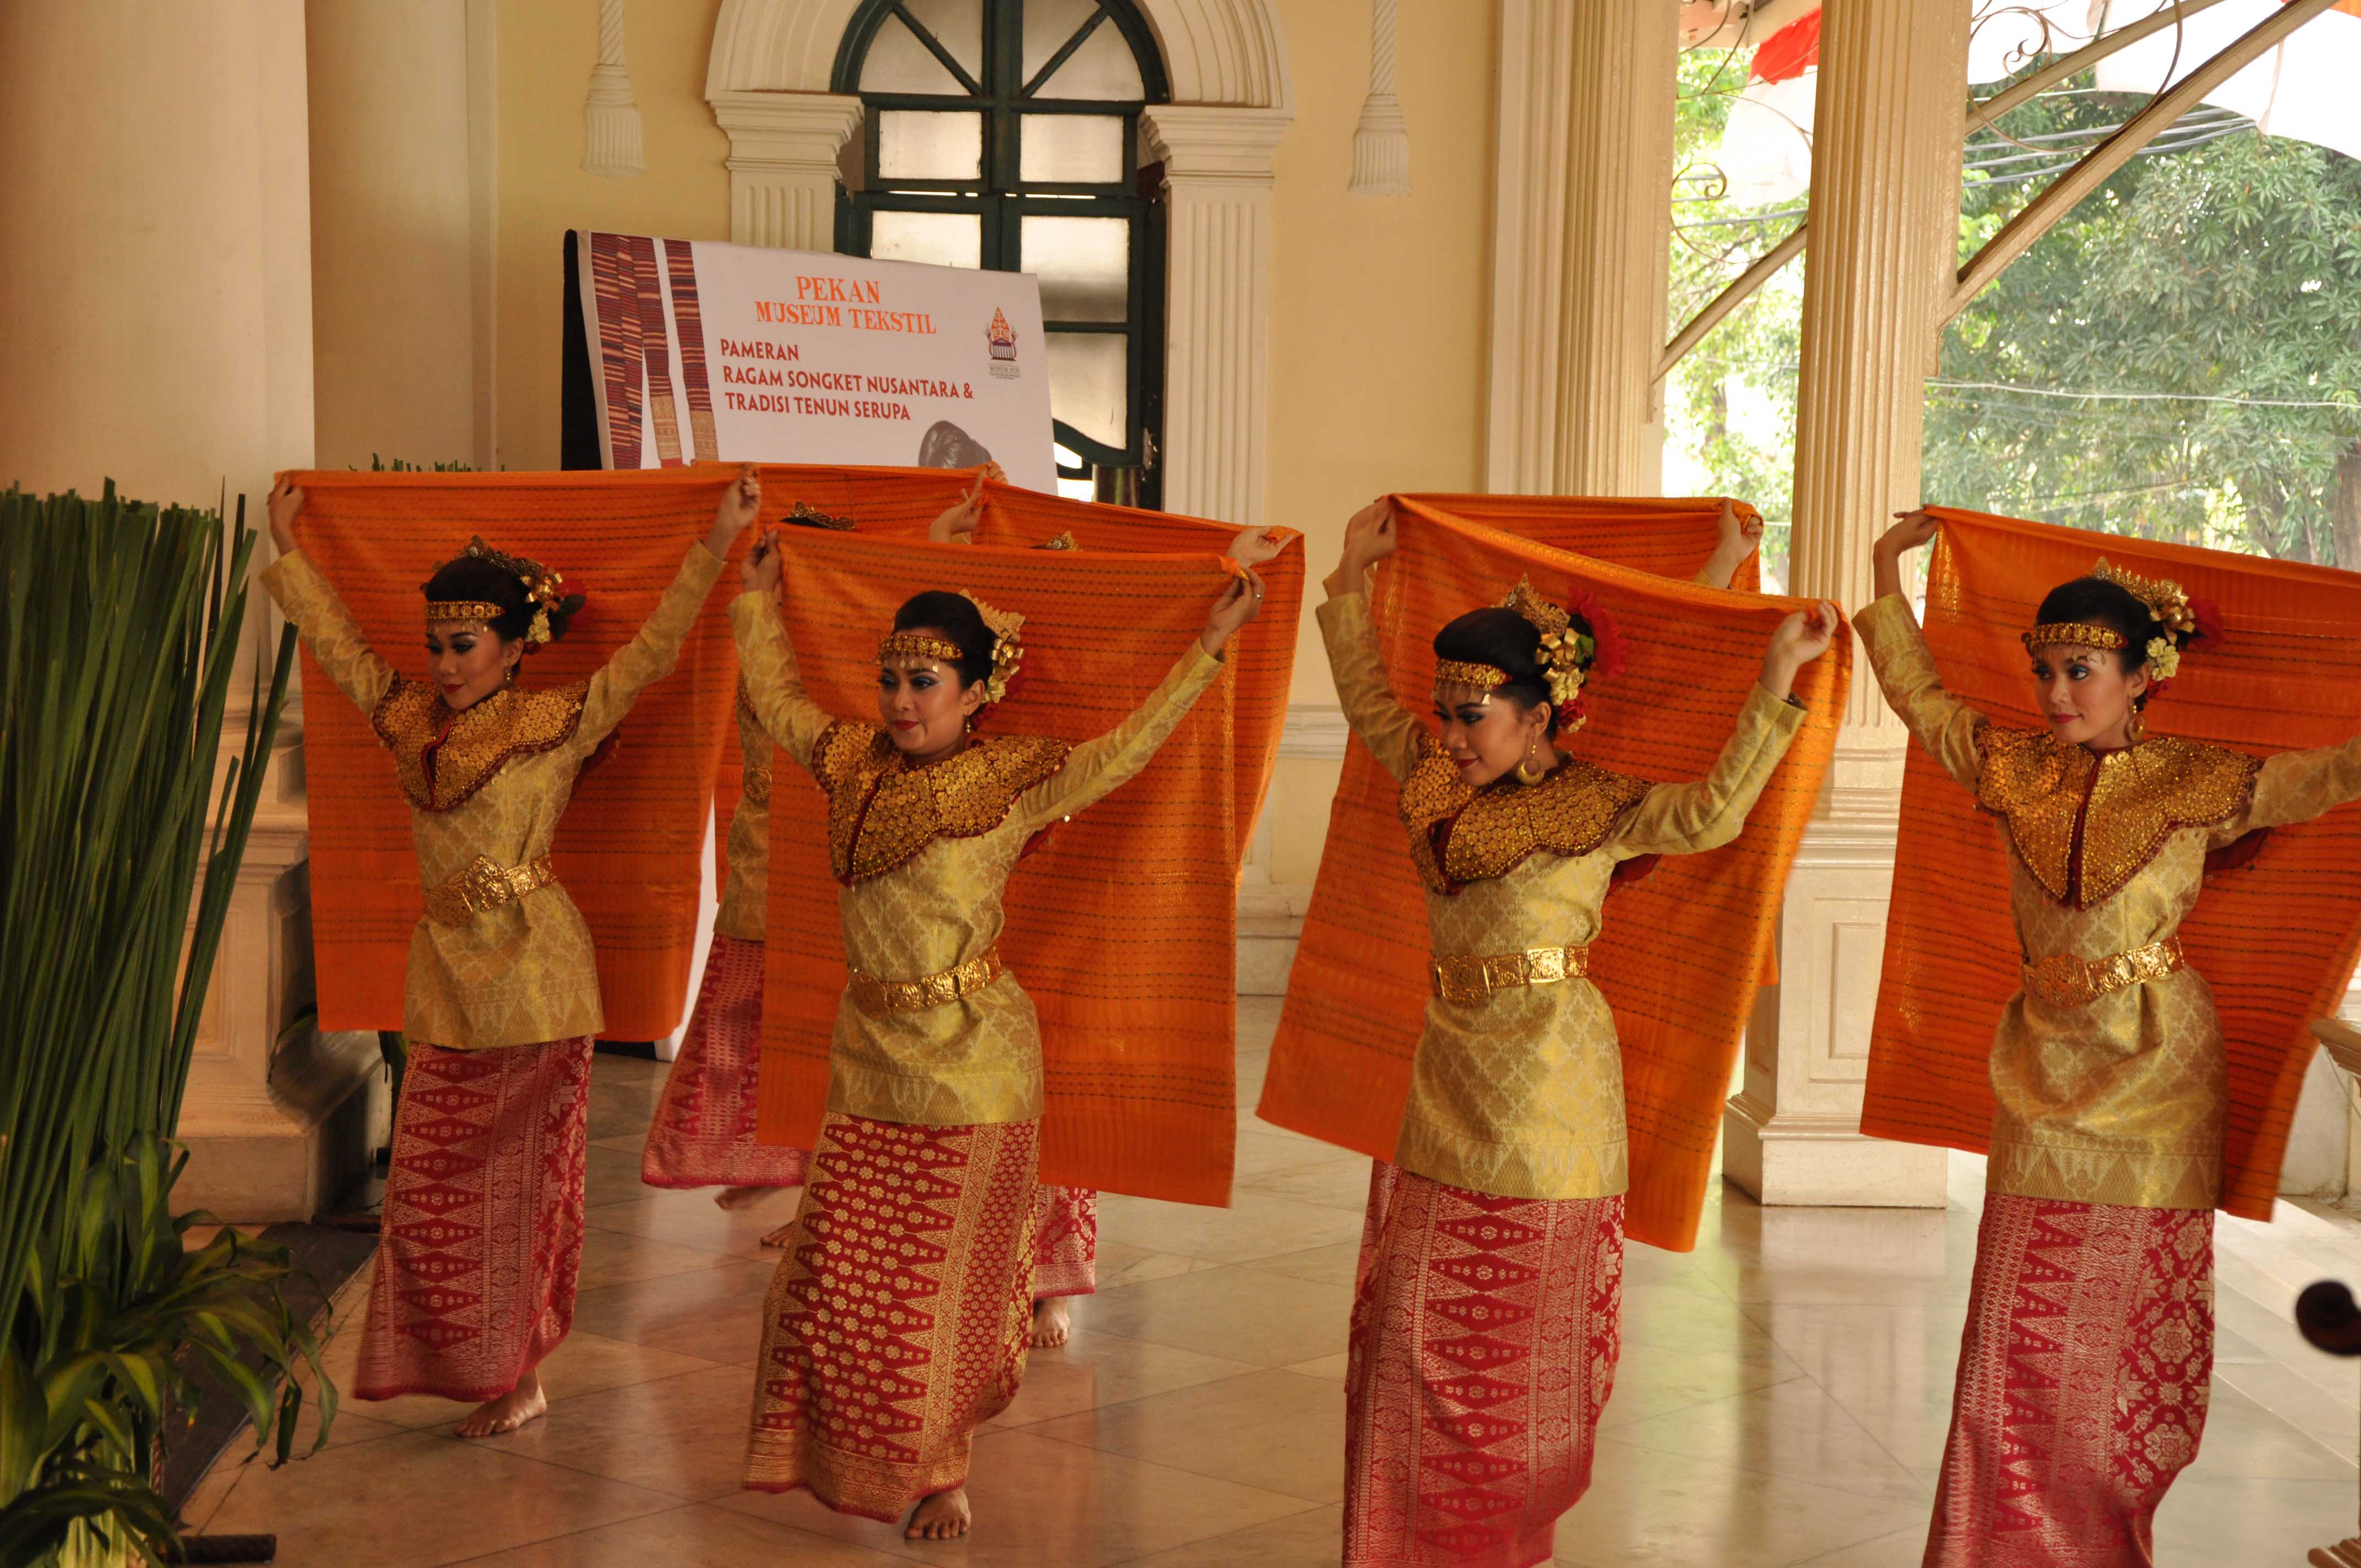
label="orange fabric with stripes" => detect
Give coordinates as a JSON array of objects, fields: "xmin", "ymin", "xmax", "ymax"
[
  {"xmin": 1258, "ymin": 496, "xmax": 1844, "ymax": 1253},
  {"xmin": 1863, "ymin": 506, "xmax": 2361, "ymax": 1223},
  {"xmin": 753, "ymin": 496, "xmax": 1303, "ymax": 1207},
  {"xmin": 285, "ymin": 465, "xmax": 981, "ymax": 1038}
]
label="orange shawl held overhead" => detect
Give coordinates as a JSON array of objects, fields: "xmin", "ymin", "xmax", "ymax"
[
  {"xmin": 753, "ymin": 507, "xmax": 1303, "ymax": 1208},
  {"xmin": 1258, "ymin": 495, "xmax": 1843, "ymax": 1254},
  {"xmin": 1864, "ymin": 507, "xmax": 2361, "ymax": 1223},
  {"xmin": 285, "ymin": 465, "xmax": 982, "ymax": 1037}
]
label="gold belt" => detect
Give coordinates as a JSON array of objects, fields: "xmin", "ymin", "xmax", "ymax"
[
  {"xmin": 2022, "ymin": 936, "xmax": 2185, "ymax": 1009},
  {"xmin": 1430, "ymin": 944, "xmax": 1591, "ymax": 1005},
  {"xmin": 848, "ymin": 948, "xmax": 1005, "ymax": 1018},
  {"xmin": 423, "ymin": 853, "xmax": 559, "ymax": 927}
]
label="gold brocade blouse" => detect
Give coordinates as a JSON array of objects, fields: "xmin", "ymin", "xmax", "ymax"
[
  {"xmin": 1860, "ymin": 592, "xmax": 2361, "ymax": 1208},
  {"xmin": 1319, "ymin": 591, "xmax": 1804, "ymax": 1200},
  {"xmin": 262, "ymin": 542, "xmax": 730, "ymax": 1050},
  {"xmin": 727, "ymin": 590, "xmax": 1226, "ymax": 1126},
  {"xmin": 714, "ymin": 682, "xmax": 774, "ymax": 943}
]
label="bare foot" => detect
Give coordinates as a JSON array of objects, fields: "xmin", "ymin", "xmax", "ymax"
[
  {"xmin": 714, "ymin": 1185, "xmax": 769, "ymax": 1211},
  {"xmin": 906, "ymin": 1487, "xmax": 971, "ymax": 1540},
  {"xmin": 455, "ymin": 1371, "xmax": 546, "ymax": 1439},
  {"xmin": 1030, "ymin": 1297, "xmax": 1071, "ymax": 1349},
  {"xmin": 760, "ymin": 1219, "xmax": 797, "ymax": 1248}
]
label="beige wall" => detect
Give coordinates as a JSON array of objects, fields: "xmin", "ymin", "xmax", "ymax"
[
  {"xmin": 496, "ymin": 0, "xmax": 733, "ymax": 470},
  {"xmin": 0, "ymin": 1, "xmax": 314, "ymax": 509},
  {"xmin": 306, "ymin": 1, "xmax": 482, "ymax": 473}
]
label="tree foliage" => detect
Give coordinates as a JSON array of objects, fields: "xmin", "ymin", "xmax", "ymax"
[{"xmin": 1667, "ymin": 56, "xmax": 2361, "ymax": 572}]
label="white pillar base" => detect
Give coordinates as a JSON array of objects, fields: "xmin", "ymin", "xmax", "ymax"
[{"xmin": 1721, "ymin": 773, "xmax": 1950, "ymax": 1209}]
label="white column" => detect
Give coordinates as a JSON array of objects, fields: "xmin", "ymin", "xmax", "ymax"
[
  {"xmin": 1483, "ymin": 1, "xmax": 1675, "ymax": 494},
  {"xmin": 711, "ymin": 90, "xmax": 862, "ymax": 251},
  {"xmin": 1722, "ymin": 0, "xmax": 1971, "ymax": 1208},
  {"xmin": 1140, "ymin": 105, "xmax": 1292, "ymax": 526}
]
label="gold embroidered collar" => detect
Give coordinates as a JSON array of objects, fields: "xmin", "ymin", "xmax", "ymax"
[
  {"xmin": 1398, "ymin": 736, "xmax": 1649, "ymax": 894},
  {"xmin": 370, "ymin": 679, "xmax": 589, "ymax": 813},
  {"xmin": 811, "ymin": 722, "xmax": 1070, "ymax": 884},
  {"xmin": 1974, "ymin": 728, "xmax": 2257, "ymax": 908}
]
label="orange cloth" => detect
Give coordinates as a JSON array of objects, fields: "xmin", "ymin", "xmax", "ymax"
[
  {"xmin": 753, "ymin": 505, "xmax": 1303, "ymax": 1207},
  {"xmin": 1258, "ymin": 495, "xmax": 1845, "ymax": 1253},
  {"xmin": 284, "ymin": 465, "xmax": 982, "ymax": 1038},
  {"xmin": 1864, "ymin": 506, "xmax": 2361, "ymax": 1223}
]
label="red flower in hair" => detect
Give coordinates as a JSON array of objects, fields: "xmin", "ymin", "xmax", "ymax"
[
  {"xmin": 2189, "ymin": 597, "xmax": 2224, "ymax": 649},
  {"xmin": 1564, "ymin": 585, "xmax": 1627, "ymax": 680}
]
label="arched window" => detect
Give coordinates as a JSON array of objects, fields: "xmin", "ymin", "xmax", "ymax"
[{"xmin": 835, "ymin": 1, "xmax": 1169, "ymax": 505}]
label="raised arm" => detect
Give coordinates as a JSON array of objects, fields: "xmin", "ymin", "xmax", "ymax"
[
  {"xmin": 725, "ymin": 585, "xmax": 839, "ymax": 771},
  {"xmin": 1010, "ymin": 639, "xmax": 1226, "ymax": 832},
  {"xmin": 1315, "ymin": 499, "xmax": 1424, "ymax": 783},
  {"xmin": 575, "ymin": 538, "xmax": 731, "ymax": 749},
  {"xmin": 1607, "ymin": 607, "xmax": 1829, "ymax": 857},
  {"xmin": 1693, "ymin": 499, "xmax": 1764, "ymax": 589},
  {"xmin": 1857, "ymin": 510, "xmax": 1986, "ymax": 791},
  {"xmin": 258, "ymin": 481, "xmax": 396, "ymax": 711}
]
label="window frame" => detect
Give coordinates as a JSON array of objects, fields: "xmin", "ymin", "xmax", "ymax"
[{"xmin": 833, "ymin": 0, "xmax": 1169, "ymax": 496}]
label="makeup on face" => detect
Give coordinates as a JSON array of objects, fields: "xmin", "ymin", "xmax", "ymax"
[{"xmin": 424, "ymin": 622, "xmax": 516, "ymax": 711}]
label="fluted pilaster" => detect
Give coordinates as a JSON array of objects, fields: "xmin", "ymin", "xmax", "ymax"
[
  {"xmin": 1140, "ymin": 105, "xmax": 1291, "ymax": 526},
  {"xmin": 711, "ymin": 90, "xmax": 860, "ymax": 251},
  {"xmin": 1553, "ymin": 0, "xmax": 1677, "ymax": 494}
]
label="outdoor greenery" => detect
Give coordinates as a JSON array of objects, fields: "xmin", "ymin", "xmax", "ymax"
[
  {"xmin": 1668, "ymin": 52, "xmax": 2361, "ymax": 579},
  {"xmin": 0, "ymin": 484, "xmax": 327, "ymax": 1565}
]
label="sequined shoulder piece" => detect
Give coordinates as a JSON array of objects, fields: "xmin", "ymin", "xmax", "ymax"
[
  {"xmin": 370, "ymin": 679, "xmax": 589, "ymax": 813},
  {"xmin": 818, "ymin": 723, "xmax": 1071, "ymax": 884},
  {"xmin": 1397, "ymin": 735, "xmax": 1650, "ymax": 894},
  {"xmin": 1976, "ymin": 727, "xmax": 2257, "ymax": 906}
]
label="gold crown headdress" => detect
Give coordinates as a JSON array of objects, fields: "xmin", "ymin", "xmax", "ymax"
[
  {"xmin": 878, "ymin": 631, "xmax": 965, "ymax": 666},
  {"xmin": 425, "ymin": 536, "xmax": 569, "ymax": 648},
  {"xmin": 1430, "ymin": 576, "xmax": 1615, "ymax": 734},
  {"xmin": 962, "ymin": 591, "xmax": 1025, "ymax": 704},
  {"xmin": 2022, "ymin": 557, "xmax": 2197, "ymax": 682}
]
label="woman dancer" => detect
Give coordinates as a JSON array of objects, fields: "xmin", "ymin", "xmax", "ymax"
[
  {"xmin": 641, "ymin": 479, "xmax": 993, "ymax": 1237},
  {"xmin": 262, "ymin": 470, "xmax": 747, "ymax": 1437},
  {"xmin": 1867, "ymin": 510, "xmax": 2361, "ymax": 1566},
  {"xmin": 1320, "ymin": 500, "xmax": 1834, "ymax": 1567},
  {"xmin": 732, "ymin": 489, "xmax": 1275, "ymax": 1540}
]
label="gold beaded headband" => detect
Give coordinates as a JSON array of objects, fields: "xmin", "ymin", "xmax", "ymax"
[
  {"xmin": 2021, "ymin": 623, "xmax": 2125, "ymax": 652},
  {"xmin": 426, "ymin": 599, "xmax": 505, "ymax": 625},
  {"xmin": 1433, "ymin": 660, "xmax": 1510, "ymax": 700},
  {"xmin": 878, "ymin": 631, "xmax": 964, "ymax": 665}
]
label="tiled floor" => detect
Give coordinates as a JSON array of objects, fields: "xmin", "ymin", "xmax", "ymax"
[{"xmin": 187, "ymin": 997, "xmax": 2361, "ymax": 1565}]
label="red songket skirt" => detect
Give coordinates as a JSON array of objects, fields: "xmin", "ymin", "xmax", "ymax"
[
  {"xmin": 355, "ymin": 1036, "xmax": 594, "ymax": 1403},
  {"xmin": 1924, "ymin": 1193, "xmax": 2213, "ymax": 1568},
  {"xmin": 641, "ymin": 935, "xmax": 810, "ymax": 1190},
  {"xmin": 1031, "ymin": 1184, "xmax": 1098, "ymax": 1300},
  {"xmin": 1343, "ymin": 1160, "xmax": 1624, "ymax": 1568},
  {"xmin": 744, "ymin": 1113, "xmax": 1040, "ymax": 1519}
]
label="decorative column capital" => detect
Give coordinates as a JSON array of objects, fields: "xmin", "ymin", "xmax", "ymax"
[
  {"xmin": 709, "ymin": 89, "xmax": 863, "ymax": 171},
  {"xmin": 1140, "ymin": 105, "xmax": 1292, "ymax": 184}
]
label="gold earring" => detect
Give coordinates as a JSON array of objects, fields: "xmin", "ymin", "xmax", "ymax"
[
  {"xmin": 2125, "ymin": 705, "xmax": 2145, "ymax": 744},
  {"xmin": 1516, "ymin": 733, "xmax": 1548, "ymax": 786}
]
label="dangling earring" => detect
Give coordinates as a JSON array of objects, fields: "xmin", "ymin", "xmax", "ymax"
[
  {"xmin": 1515, "ymin": 732, "xmax": 1548, "ymax": 787},
  {"xmin": 2124, "ymin": 705, "xmax": 2145, "ymax": 745}
]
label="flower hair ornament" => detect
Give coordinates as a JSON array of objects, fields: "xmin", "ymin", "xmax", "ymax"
[
  {"xmin": 1505, "ymin": 574, "xmax": 1626, "ymax": 734},
  {"xmin": 962, "ymin": 591, "xmax": 1026, "ymax": 705},
  {"xmin": 424, "ymin": 536, "xmax": 579, "ymax": 649}
]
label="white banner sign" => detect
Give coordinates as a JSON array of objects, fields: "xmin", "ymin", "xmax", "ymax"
[{"xmin": 566, "ymin": 231, "xmax": 1054, "ymax": 489}]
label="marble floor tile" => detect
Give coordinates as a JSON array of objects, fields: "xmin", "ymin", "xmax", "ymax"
[
  {"xmin": 583, "ymin": 1184, "xmax": 805, "ymax": 1259},
  {"xmin": 1236, "ymin": 1155, "xmax": 1380, "ymax": 1213},
  {"xmin": 1072, "ymin": 1262, "xmax": 1354, "ymax": 1368},
  {"xmin": 1092, "ymin": 1188, "xmax": 1366, "ymax": 1267},
  {"xmin": 722, "ymin": 1426, "xmax": 1314, "ymax": 1566},
  {"xmin": 988, "ymin": 1328, "xmax": 1264, "ymax": 1428},
  {"xmin": 1237, "ymin": 1238, "xmax": 1363, "ymax": 1289},
  {"xmin": 198, "ymin": 1428, "xmax": 679, "ymax": 1567},
  {"xmin": 477, "ymin": 1364, "xmax": 760, "ymax": 1501},
  {"xmin": 455, "ymin": 1503, "xmax": 906, "ymax": 1566},
  {"xmin": 1553, "ymin": 1436, "xmax": 1931, "ymax": 1567},
  {"xmin": 1604, "ymin": 1376, "xmax": 1929, "ymax": 1504},
  {"xmin": 1025, "ymin": 1368, "xmax": 1347, "ymax": 1504},
  {"xmin": 1121, "ymin": 1504, "xmax": 1341, "ymax": 1566},
  {"xmin": 1595, "ymin": 1341, "xmax": 1805, "ymax": 1433},
  {"xmin": 564, "ymin": 1257, "xmax": 781, "ymax": 1366}
]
